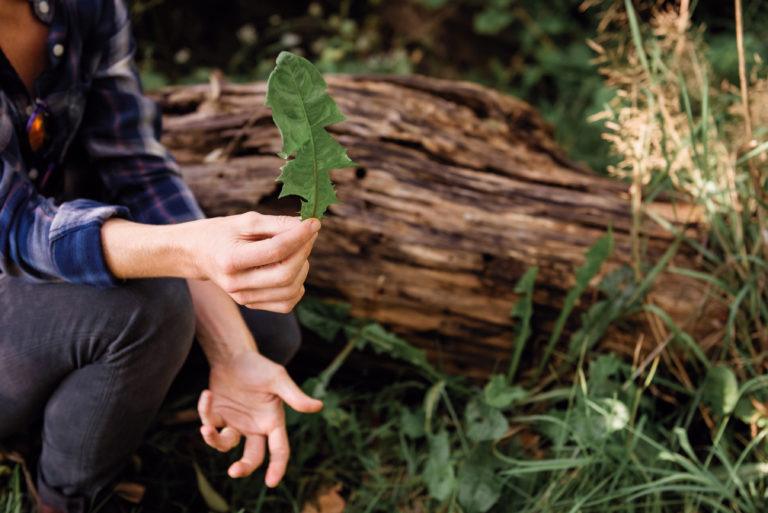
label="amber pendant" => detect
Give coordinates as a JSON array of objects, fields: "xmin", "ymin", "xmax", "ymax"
[{"xmin": 26, "ymin": 102, "xmax": 49, "ymax": 153}]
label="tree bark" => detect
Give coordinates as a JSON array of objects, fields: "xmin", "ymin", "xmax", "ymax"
[{"xmin": 154, "ymin": 74, "xmax": 710, "ymax": 377}]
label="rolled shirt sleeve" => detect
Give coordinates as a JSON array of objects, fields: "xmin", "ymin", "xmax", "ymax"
[
  {"xmin": 0, "ymin": 0, "xmax": 203, "ymax": 288},
  {"xmin": 77, "ymin": 0, "xmax": 205, "ymax": 226},
  {"xmin": 0, "ymin": 153, "xmax": 130, "ymax": 287}
]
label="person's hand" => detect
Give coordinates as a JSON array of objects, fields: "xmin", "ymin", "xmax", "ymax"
[
  {"xmin": 197, "ymin": 350, "xmax": 323, "ymax": 486},
  {"xmin": 101, "ymin": 212, "xmax": 319, "ymax": 304},
  {"xmin": 189, "ymin": 212, "xmax": 320, "ymax": 312}
]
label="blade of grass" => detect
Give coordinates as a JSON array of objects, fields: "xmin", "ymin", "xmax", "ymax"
[
  {"xmin": 535, "ymin": 233, "xmax": 613, "ymax": 378},
  {"xmin": 508, "ymin": 266, "xmax": 538, "ymax": 383}
]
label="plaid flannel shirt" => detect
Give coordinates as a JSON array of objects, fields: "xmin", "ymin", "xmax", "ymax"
[{"xmin": 0, "ymin": 0, "xmax": 204, "ymax": 287}]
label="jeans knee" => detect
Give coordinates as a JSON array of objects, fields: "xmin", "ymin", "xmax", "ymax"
[
  {"xmin": 277, "ymin": 313, "xmax": 302, "ymax": 364},
  {"xmin": 151, "ymin": 278, "xmax": 195, "ymax": 360},
  {"xmin": 110, "ymin": 278, "xmax": 195, "ymax": 369},
  {"xmin": 240, "ymin": 308, "xmax": 302, "ymax": 365}
]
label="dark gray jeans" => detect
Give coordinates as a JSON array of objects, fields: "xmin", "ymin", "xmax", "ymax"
[{"xmin": 0, "ymin": 275, "xmax": 301, "ymax": 512}]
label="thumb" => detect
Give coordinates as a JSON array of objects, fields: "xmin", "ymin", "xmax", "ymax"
[
  {"xmin": 197, "ymin": 389, "xmax": 224, "ymax": 427},
  {"xmin": 272, "ymin": 371, "xmax": 324, "ymax": 414},
  {"xmin": 239, "ymin": 212, "xmax": 311, "ymax": 238}
]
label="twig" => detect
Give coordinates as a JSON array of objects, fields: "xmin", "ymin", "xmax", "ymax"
[
  {"xmin": 735, "ymin": 0, "xmax": 753, "ymax": 141},
  {"xmin": 624, "ymin": 333, "xmax": 673, "ymax": 389}
]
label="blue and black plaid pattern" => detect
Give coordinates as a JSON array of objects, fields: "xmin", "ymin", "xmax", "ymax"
[{"xmin": 0, "ymin": 0, "xmax": 204, "ymax": 287}]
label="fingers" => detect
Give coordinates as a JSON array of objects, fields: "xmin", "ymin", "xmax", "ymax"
[
  {"xmin": 198, "ymin": 390, "xmax": 242, "ymax": 452},
  {"xmin": 265, "ymin": 427, "xmax": 290, "ymax": 488},
  {"xmin": 231, "ymin": 218, "xmax": 320, "ymax": 271},
  {"xmin": 200, "ymin": 425, "xmax": 242, "ymax": 452},
  {"xmin": 228, "ymin": 435, "xmax": 266, "ymax": 478},
  {"xmin": 240, "ymin": 263, "xmax": 308, "ymax": 309},
  {"xmin": 234, "ymin": 246, "xmax": 311, "ymax": 299},
  {"xmin": 271, "ymin": 370, "xmax": 324, "ymax": 414},
  {"xmin": 244, "ymin": 295, "xmax": 303, "ymax": 314}
]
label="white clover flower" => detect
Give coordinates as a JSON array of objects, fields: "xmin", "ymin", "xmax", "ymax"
[
  {"xmin": 237, "ymin": 24, "xmax": 258, "ymax": 45},
  {"xmin": 173, "ymin": 47, "xmax": 191, "ymax": 64}
]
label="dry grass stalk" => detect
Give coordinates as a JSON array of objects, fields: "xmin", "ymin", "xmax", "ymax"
[{"xmin": 589, "ymin": 0, "xmax": 768, "ymax": 412}]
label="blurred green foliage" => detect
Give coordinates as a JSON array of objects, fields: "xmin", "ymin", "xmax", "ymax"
[{"xmin": 131, "ymin": 0, "xmax": 767, "ymax": 173}]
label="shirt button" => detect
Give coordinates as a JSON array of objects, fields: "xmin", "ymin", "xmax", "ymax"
[
  {"xmin": 28, "ymin": 168, "xmax": 39, "ymax": 180},
  {"xmin": 52, "ymin": 44, "xmax": 64, "ymax": 57},
  {"xmin": 38, "ymin": 1, "xmax": 50, "ymax": 14}
]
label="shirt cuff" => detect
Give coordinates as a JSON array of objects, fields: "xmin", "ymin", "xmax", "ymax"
[{"xmin": 49, "ymin": 200, "xmax": 131, "ymax": 287}]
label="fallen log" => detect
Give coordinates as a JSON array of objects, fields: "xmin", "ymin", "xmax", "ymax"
[{"xmin": 154, "ymin": 74, "xmax": 712, "ymax": 378}]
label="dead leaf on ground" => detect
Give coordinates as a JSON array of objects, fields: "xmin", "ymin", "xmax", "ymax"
[
  {"xmin": 114, "ymin": 481, "xmax": 146, "ymax": 504},
  {"xmin": 160, "ymin": 408, "xmax": 199, "ymax": 425},
  {"xmin": 301, "ymin": 483, "xmax": 346, "ymax": 513}
]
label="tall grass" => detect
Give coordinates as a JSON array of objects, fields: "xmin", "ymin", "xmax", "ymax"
[{"xmin": 591, "ymin": 0, "xmax": 768, "ymax": 363}]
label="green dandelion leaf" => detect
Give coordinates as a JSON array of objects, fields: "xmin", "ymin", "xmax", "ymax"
[{"xmin": 265, "ymin": 51, "xmax": 356, "ymax": 219}]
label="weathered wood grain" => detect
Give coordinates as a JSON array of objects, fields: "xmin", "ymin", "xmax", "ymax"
[{"xmin": 155, "ymin": 74, "xmax": 710, "ymax": 377}]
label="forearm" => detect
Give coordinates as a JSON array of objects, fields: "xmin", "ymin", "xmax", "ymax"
[
  {"xmin": 187, "ymin": 279, "xmax": 258, "ymax": 364},
  {"xmin": 100, "ymin": 217, "xmax": 202, "ymax": 280}
]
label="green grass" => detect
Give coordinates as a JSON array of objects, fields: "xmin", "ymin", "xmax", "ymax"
[
  {"xmin": 117, "ymin": 281, "xmax": 768, "ymax": 513},
  {"xmin": 0, "ymin": 465, "xmax": 23, "ymax": 513},
  {"xmin": 4, "ymin": 240, "xmax": 768, "ymax": 512}
]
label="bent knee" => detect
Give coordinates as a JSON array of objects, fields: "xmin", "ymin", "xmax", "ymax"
[
  {"xmin": 241, "ymin": 309, "xmax": 302, "ymax": 365},
  {"xmin": 108, "ymin": 278, "xmax": 195, "ymax": 363},
  {"xmin": 276, "ymin": 313, "xmax": 302, "ymax": 364}
]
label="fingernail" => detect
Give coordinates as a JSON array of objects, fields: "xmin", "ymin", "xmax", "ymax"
[{"xmin": 307, "ymin": 219, "xmax": 321, "ymax": 232}]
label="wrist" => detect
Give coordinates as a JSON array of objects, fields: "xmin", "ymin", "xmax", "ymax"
[
  {"xmin": 186, "ymin": 278, "xmax": 260, "ymax": 365},
  {"xmin": 202, "ymin": 326, "xmax": 259, "ymax": 366},
  {"xmin": 173, "ymin": 218, "xmax": 209, "ymax": 279},
  {"xmin": 209, "ymin": 344, "xmax": 259, "ymax": 369},
  {"xmin": 202, "ymin": 333, "xmax": 260, "ymax": 370},
  {"xmin": 101, "ymin": 218, "xmax": 207, "ymax": 280}
]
